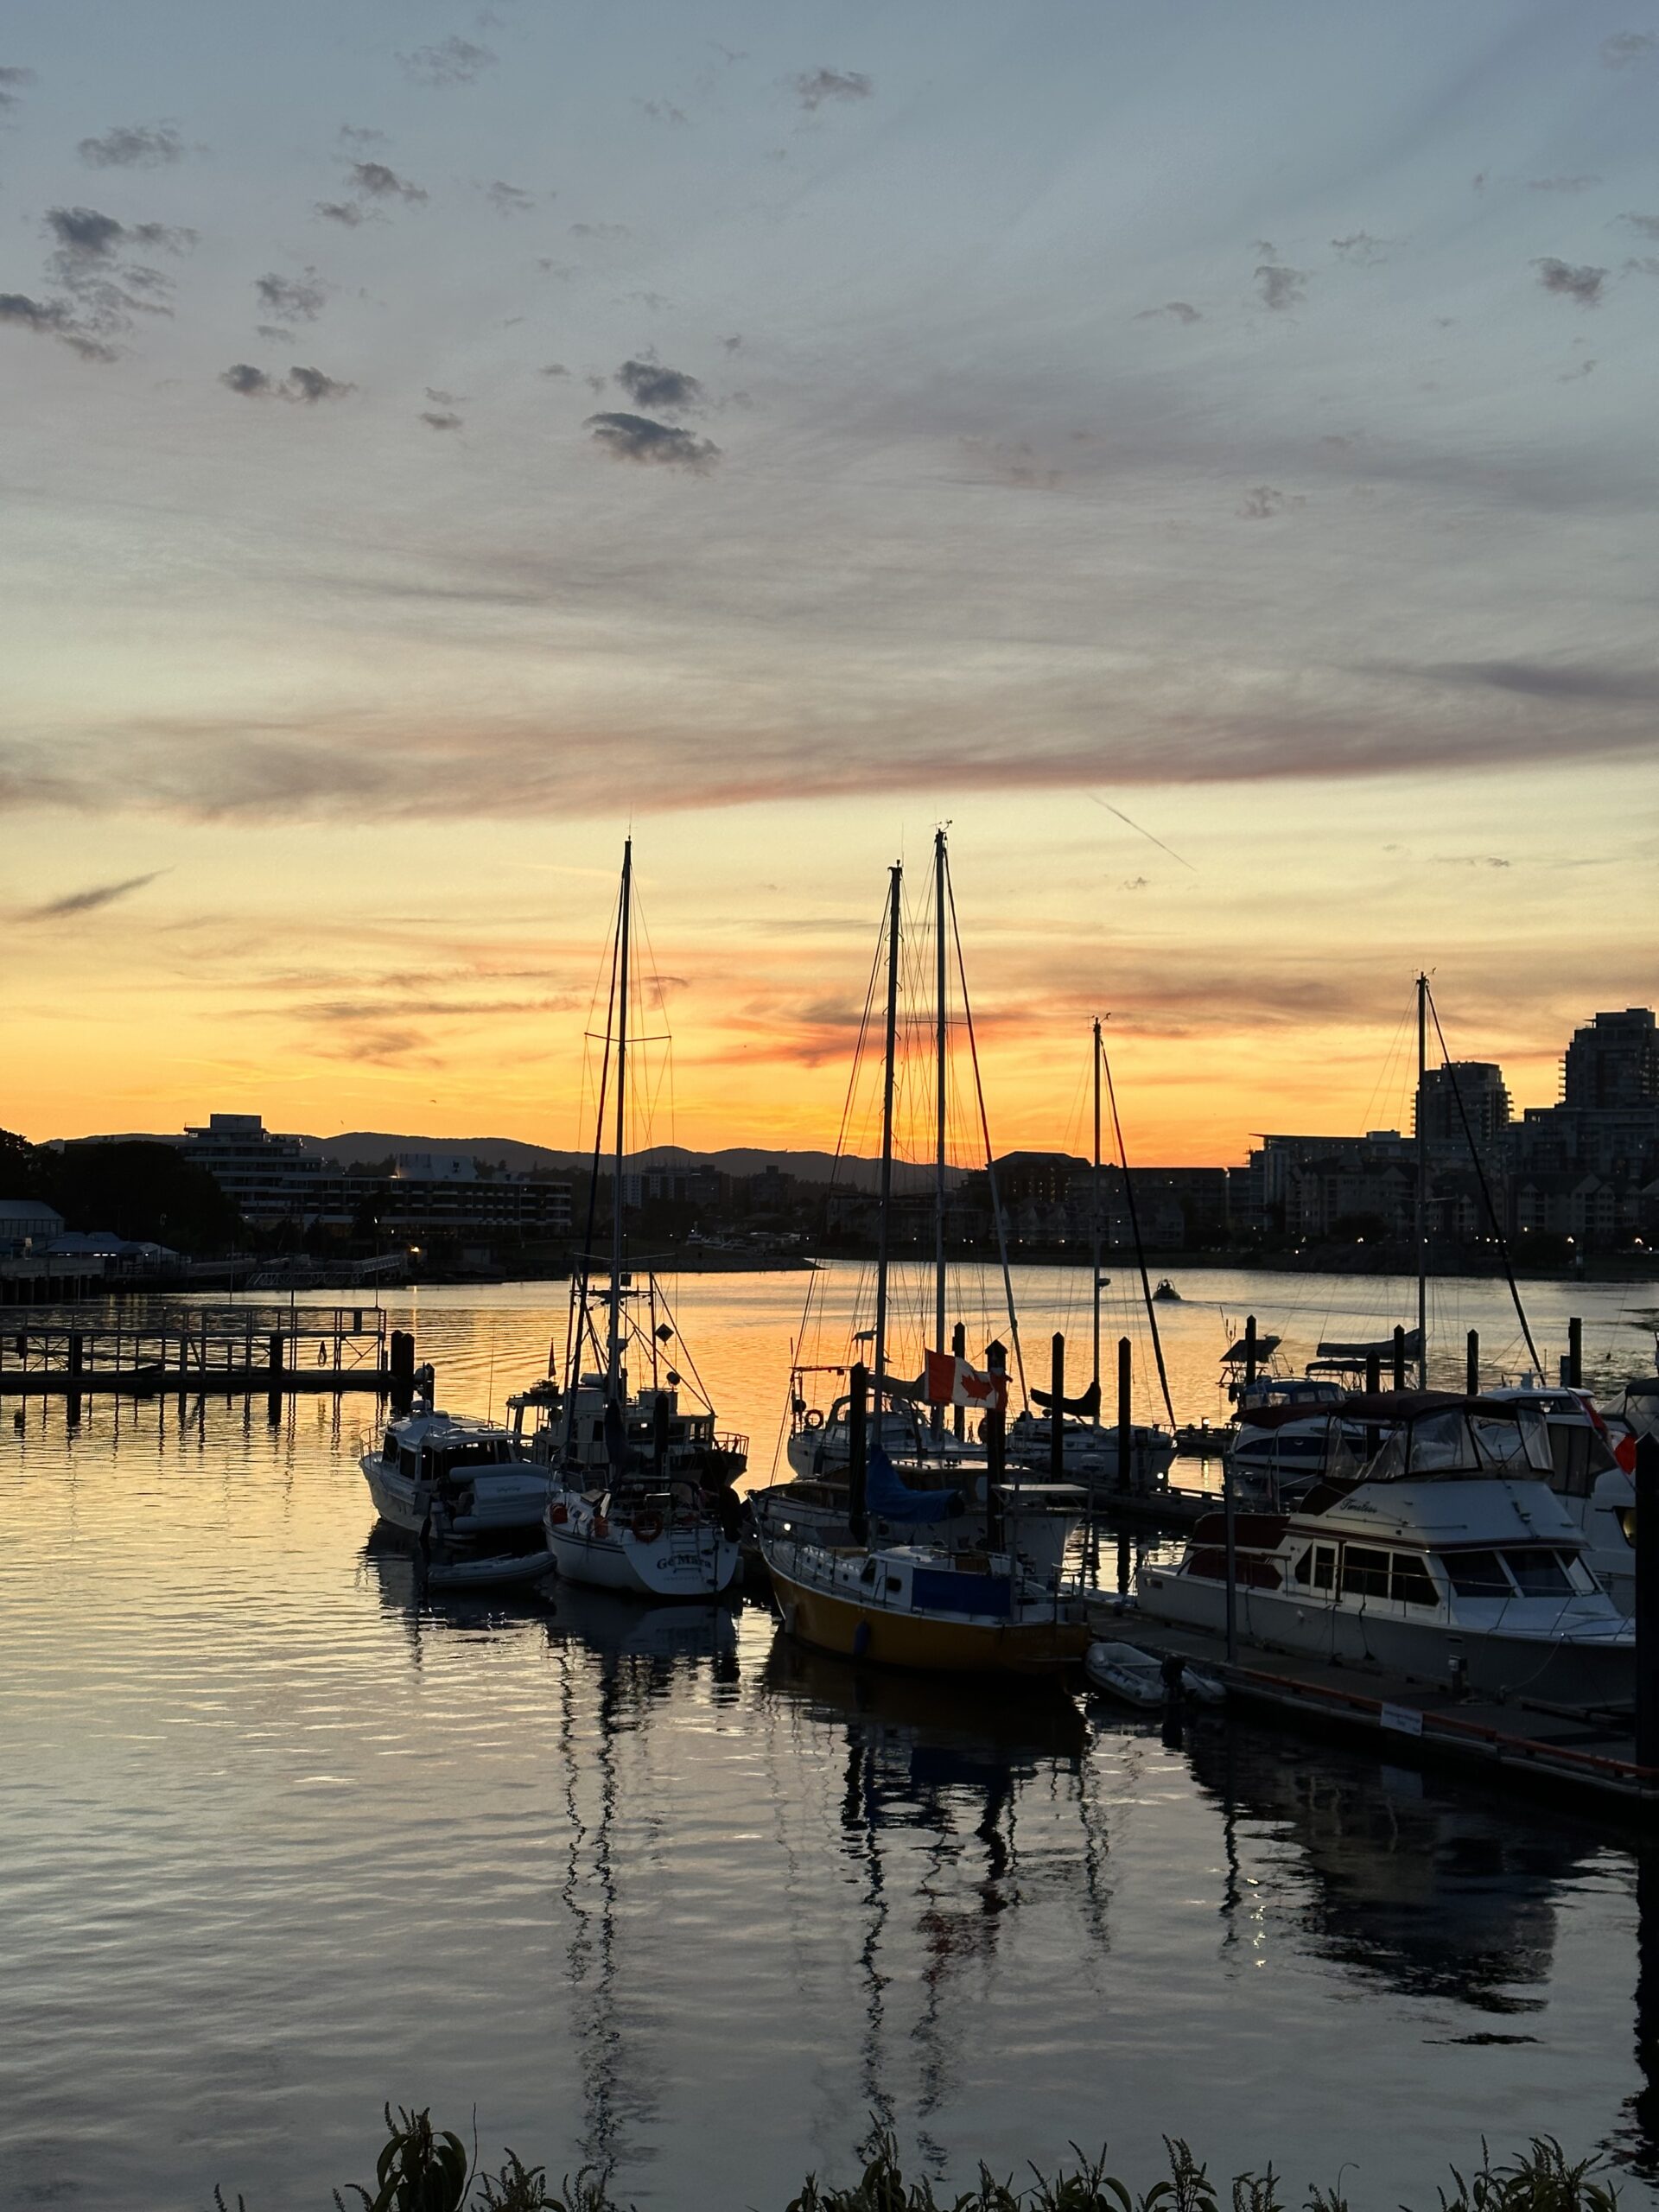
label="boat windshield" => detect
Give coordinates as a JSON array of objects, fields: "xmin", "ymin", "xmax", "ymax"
[{"xmin": 1364, "ymin": 1408, "xmax": 1553, "ymax": 1480}]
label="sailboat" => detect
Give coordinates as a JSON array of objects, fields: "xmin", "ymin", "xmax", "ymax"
[
  {"xmin": 755, "ymin": 830, "xmax": 1077, "ymax": 1580},
  {"xmin": 536, "ymin": 841, "xmax": 746, "ymax": 1599},
  {"xmin": 1007, "ymin": 1019, "xmax": 1177, "ymax": 1491},
  {"xmin": 760, "ymin": 847, "xmax": 1089, "ymax": 1674}
]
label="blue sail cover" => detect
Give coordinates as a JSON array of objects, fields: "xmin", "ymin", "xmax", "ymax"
[{"xmin": 865, "ymin": 1445, "xmax": 962, "ymax": 1523}]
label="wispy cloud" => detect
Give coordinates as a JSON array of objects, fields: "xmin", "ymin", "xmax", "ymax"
[
  {"xmin": 0, "ymin": 64, "xmax": 37, "ymax": 113},
  {"xmin": 1238, "ymin": 485, "xmax": 1303, "ymax": 519},
  {"xmin": 1331, "ymin": 232, "xmax": 1389, "ymax": 264},
  {"xmin": 1600, "ymin": 29, "xmax": 1656, "ymax": 67},
  {"xmin": 255, "ymin": 270, "xmax": 327, "ymax": 324},
  {"xmin": 220, "ymin": 363, "xmax": 355, "ymax": 404},
  {"xmin": 420, "ymin": 409, "xmax": 463, "ymax": 431},
  {"xmin": 1255, "ymin": 262, "xmax": 1307, "ymax": 310},
  {"xmin": 1527, "ymin": 174, "xmax": 1600, "ymax": 194},
  {"xmin": 791, "ymin": 66, "xmax": 874, "ymax": 110},
  {"xmin": 481, "ymin": 179, "xmax": 537, "ymax": 214},
  {"xmin": 349, "ymin": 159, "xmax": 427, "ymax": 203},
  {"xmin": 23, "ymin": 869, "xmax": 167, "ymax": 920},
  {"xmin": 1533, "ymin": 257, "xmax": 1606, "ymax": 305},
  {"xmin": 398, "ymin": 36, "xmax": 496, "ymax": 87},
  {"xmin": 77, "ymin": 120, "xmax": 184, "ymax": 168},
  {"xmin": 614, "ymin": 357, "xmax": 704, "ymax": 412},
  {"xmin": 585, "ymin": 411, "xmax": 721, "ymax": 470},
  {"xmin": 1134, "ymin": 300, "xmax": 1201, "ymax": 323}
]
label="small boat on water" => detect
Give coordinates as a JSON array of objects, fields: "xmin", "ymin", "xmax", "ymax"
[
  {"xmin": 1083, "ymin": 1641, "xmax": 1166, "ymax": 1707},
  {"xmin": 1138, "ymin": 1393, "xmax": 1634, "ymax": 1706},
  {"xmin": 765, "ymin": 1529, "xmax": 1088, "ymax": 1675},
  {"xmin": 359, "ymin": 1402, "xmax": 553, "ymax": 1539},
  {"xmin": 1153, "ymin": 1279, "xmax": 1182, "ymax": 1303},
  {"xmin": 423, "ymin": 1548, "xmax": 556, "ymax": 1592}
]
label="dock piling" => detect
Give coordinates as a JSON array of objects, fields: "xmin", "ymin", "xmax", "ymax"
[
  {"xmin": 1638, "ymin": 1434, "xmax": 1659, "ymax": 1773},
  {"xmin": 1391, "ymin": 1324, "xmax": 1406, "ymax": 1391},
  {"xmin": 1467, "ymin": 1329, "xmax": 1479, "ymax": 1396},
  {"xmin": 1243, "ymin": 1314, "xmax": 1257, "ymax": 1389},
  {"xmin": 950, "ymin": 1321, "xmax": 966, "ymax": 1442},
  {"xmin": 1567, "ymin": 1316, "xmax": 1583, "ymax": 1390},
  {"xmin": 1117, "ymin": 1337, "xmax": 1134, "ymax": 1494},
  {"xmin": 1050, "ymin": 1333, "xmax": 1065, "ymax": 1482},
  {"xmin": 985, "ymin": 1340, "xmax": 1007, "ymax": 1551}
]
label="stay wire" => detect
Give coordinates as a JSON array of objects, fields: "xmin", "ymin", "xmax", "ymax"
[
  {"xmin": 944, "ymin": 856, "xmax": 1027, "ymax": 1404},
  {"xmin": 1099, "ymin": 1026, "xmax": 1179, "ymax": 1431},
  {"xmin": 1427, "ymin": 984, "xmax": 1543, "ymax": 1377}
]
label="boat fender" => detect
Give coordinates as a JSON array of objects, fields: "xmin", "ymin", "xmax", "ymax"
[
  {"xmin": 852, "ymin": 1621, "xmax": 872, "ymax": 1660},
  {"xmin": 802, "ymin": 1408, "xmax": 824, "ymax": 1429},
  {"xmin": 548, "ymin": 1502, "xmax": 569, "ymax": 1526},
  {"xmin": 632, "ymin": 1511, "xmax": 664, "ymax": 1544},
  {"xmin": 593, "ymin": 1515, "xmax": 609, "ymax": 1539}
]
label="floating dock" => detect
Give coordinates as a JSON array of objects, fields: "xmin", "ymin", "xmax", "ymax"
[
  {"xmin": 1086, "ymin": 1608, "xmax": 1659, "ymax": 1816},
  {"xmin": 0, "ymin": 1305, "xmax": 415, "ymax": 1400}
]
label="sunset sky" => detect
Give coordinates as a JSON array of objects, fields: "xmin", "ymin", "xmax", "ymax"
[{"xmin": 4, "ymin": 1, "xmax": 1656, "ymax": 1166}]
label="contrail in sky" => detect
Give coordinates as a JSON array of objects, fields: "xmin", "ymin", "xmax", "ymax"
[{"xmin": 1087, "ymin": 793, "xmax": 1198, "ymax": 874}]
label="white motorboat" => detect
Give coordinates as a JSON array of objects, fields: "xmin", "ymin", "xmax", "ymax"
[
  {"xmin": 1138, "ymin": 1393, "xmax": 1633, "ymax": 1706},
  {"xmin": 1007, "ymin": 1410, "xmax": 1176, "ymax": 1489},
  {"xmin": 1083, "ymin": 1641, "xmax": 1166, "ymax": 1707},
  {"xmin": 1486, "ymin": 1381, "xmax": 1637, "ymax": 1614},
  {"xmin": 1228, "ymin": 1377, "xmax": 1373, "ymax": 1504},
  {"xmin": 359, "ymin": 1402, "xmax": 553, "ymax": 1539}
]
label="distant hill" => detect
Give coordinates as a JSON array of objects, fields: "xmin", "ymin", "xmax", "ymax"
[{"xmin": 298, "ymin": 1133, "xmax": 964, "ymax": 1193}]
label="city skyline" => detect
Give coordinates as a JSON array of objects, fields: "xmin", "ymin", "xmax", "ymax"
[{"xmin": 4, "ymin": 3, "xmax": 1658, "ymax": 1158}]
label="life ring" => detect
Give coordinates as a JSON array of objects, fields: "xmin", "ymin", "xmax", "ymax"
[
  {"xmin": 802, "ymin": 1408, "xmax": 824, "ymax": 1430},
  {"xmin": 632, "ymin": 1511, "xmax": 664, "ymax": 1544}
]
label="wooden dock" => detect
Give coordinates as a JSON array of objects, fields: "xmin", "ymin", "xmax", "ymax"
[
  {"xmin": 1086, "ymin": 1608, "xmax": 1659, "ymax": 1817},
  {"xmin": 0, "ymin": 1305, "xmax": 416, "ymax": 1400}
]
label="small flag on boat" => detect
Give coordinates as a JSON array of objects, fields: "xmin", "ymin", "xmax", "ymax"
[{"xmin": 924, "ymin": 1348, "xmax": 1008, "ymax": 1412}]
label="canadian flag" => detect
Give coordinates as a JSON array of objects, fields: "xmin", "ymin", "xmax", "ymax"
[
  {"xmin": 1574, "ymin": 1389, "xmax": 1637, "ymax": 1475},
  {"xmin": 924, "ymin": 1348, "xmax": 1008, "ymax": 1413}
]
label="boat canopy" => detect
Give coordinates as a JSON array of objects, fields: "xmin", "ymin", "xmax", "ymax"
[
  {"xmin": 1313, "ymin": 1327, "xmax": 1423, "ymax": 1362},
  {"xmin": 866, "ymin": 1445, "xmax": 963, "ymax": 1522},
  {"xmin": 1351, "ymin": 1398, "xmax": 1554, "ymax": 1482}
]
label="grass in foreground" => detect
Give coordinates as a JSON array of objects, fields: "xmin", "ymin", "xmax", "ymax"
[{"xmin": 212, "ymin": 2107, "xmax": 1623, "ymax": 2212}]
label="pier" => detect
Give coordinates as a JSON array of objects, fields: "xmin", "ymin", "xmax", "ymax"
[
  {"xmin": 1086, "ymin": 1607, "xmax": 1659, "ymax": 1816},
  {"xmin": 0, "ymin": 1305, "xmax": 415, "ymax": 1400}
]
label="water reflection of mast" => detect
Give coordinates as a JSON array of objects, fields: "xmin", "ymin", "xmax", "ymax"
[
  {"xmin": 842, "ymin": 1738, "xmax": 896, "ymax": 2134},
  {"xmin": 556, "ymin": 1643, "xmax": 632, "ymax": 2171}
]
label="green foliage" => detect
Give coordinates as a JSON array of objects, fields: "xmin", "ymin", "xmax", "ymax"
[
  {"xmin": 42, "ymin": 1139, "xmax": 244, "ymax": 1254},
  {"xmin": 333, "ymin": 2105, "xmax": 473, "ymax": 2212},
  {"xmin": 1433, "ymin": 2139, "xmax": 1619, "ymax": 2212},
  {"xmin": 212, "ymin": 2112, "xmax": 1620, "ymax": 2212}
]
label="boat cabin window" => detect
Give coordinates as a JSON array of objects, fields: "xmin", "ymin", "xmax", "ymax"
[
  {"xmin": 399, "ymin": 1446, "xmax": 421, "ymax": 1481},
  {"xmin": 1292, "ymin": 1544, "xmax": 1336, "ymax": 1591},
  {"xmin": 383, "ymin": 1431, "xmax": 398, "ymax": 1462},
  {"xmin": 1500, "ymin": 1548, "xmax": 1573, "ymax": 1597},
  {"xmin": 1440, "ymin": 1549, "xmax": 1510, "ymax": 1598},
  {"xmin": 1340, "ymin": 1547, "xmax": 1391, "ymax": 1599},
  {"xmin": 1370, "ymin": 1409, "xmax": 1554, "ymax": 1480},
  {"xmin": 1389, "ymin": 1554, "xmax": 1439, "ymax": 1607}
]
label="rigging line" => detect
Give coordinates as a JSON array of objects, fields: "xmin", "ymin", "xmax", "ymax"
[
  {"xmin": 774, "ymin": 896, "xmax": 889, "ymax": 1460},
  {"xmin": 564, "ymin": 870, "xmax": 624, "ymax": 1429},
  {"xmin": 1427, "ymin": 983, "xmax": 1543, "ymax": 1377},
  {"xmin": 1099, "ymin": 1024, "xmax": 1179, "ymax": 1431},
  {"xmin": 944, "ymin": 855, "xmax": 1027, "ymax": 1404}
]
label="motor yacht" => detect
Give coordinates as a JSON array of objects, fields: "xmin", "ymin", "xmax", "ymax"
[
  {"xmin": 359, "ymin": 1401, "xmax": 552, "ymax": 1540},
  {"xmin": 1137, "ymin": 1393, "xmax": 1633, "ymax": 1706}
]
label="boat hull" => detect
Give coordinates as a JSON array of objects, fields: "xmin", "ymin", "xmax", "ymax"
[
  {"xmin": 766, "ymin": 1554, "xmax": 1086, "ymax": 1675},
  {"xmin": 360, "ymin": 1456, "xmax": 552, "ymax": 1536},
  {"xmin": 1137, "ymin": 1567, "xmax": 1634, "ymax": 1707},
  {"xmin": 545, "ymin": 1503, "xmax": 740, "ymax": 1599},
  {"xmin": 752, "ymin": 1482, "xmax": 1077, "ymax": 1581}
]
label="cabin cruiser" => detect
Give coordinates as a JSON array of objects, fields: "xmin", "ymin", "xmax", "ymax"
[
  {"xmin": 1484, "ymin": 1381, "xmax": 1636, "ymax": 1614},
  {"xmin": 359, "ymin": 1402, "xmax": 553, "ymax": 1539},
  {"xmin": 785, "ymin": 1388, "xmax": 982, "ymax": 1484},
  {"xmin": 1228, "ymin": 1376, "xmax": 1370, "ymax": 1503},
  {"xmin": 1137, "ymin": 1394, "xmax": 1633, "ymax": 1706},
  {"xmin": 1007, "ymin": 1409, "xmax": 1176, "ymax": 1489}
]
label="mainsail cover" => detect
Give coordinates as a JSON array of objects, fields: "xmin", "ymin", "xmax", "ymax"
[{"xmin": 866, "ymin": 1444, "xmax": 963, "ymax": 1522}]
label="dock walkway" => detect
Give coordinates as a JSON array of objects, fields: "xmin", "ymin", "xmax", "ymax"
[
  {"xmin": 0, "ymin": 1304, "xmax": 414, "ymax": 1399},
  {"xmin": 1086, "ymin": 1606, "xmax": 1659, "ymax": 1815}
]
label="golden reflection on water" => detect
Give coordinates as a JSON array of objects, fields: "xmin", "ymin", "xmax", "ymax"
[{"xmin": 0, "ymin": 1269, "xmax": 1655, "ymax": 2211}]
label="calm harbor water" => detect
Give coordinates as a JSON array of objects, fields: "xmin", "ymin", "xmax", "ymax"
[{"xmin": 3, "ymin": 1267, "xmax": 1657, "ymax": 2210}]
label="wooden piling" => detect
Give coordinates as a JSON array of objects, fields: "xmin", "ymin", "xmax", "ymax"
[
  {"xmin": 985, "ymin": 1340, "xmax": 1007, "ymax": 1551},
  {"xmin": 1568, "ymin": 1316, "xmax": 1583, "ymax": 1389},
  {"xmin": 1467, "ymin": 1329, "xmax": 1479, "ymax": 1396},
  {"xmin": 1392, "ymin": 1324, "xmax": 1406, "ymax": 1391},
  {"xmin": 951, "ymin": 1321, "xmax": 966, "ymax": 1442},
  {"xmin": 1049, "ymin": 1332, "xmax": 1065, "ymax": 1482}
]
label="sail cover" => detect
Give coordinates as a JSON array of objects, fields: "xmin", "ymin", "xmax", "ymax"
[{"xmin": 866, "ymin": 1445, "xmax": 963, "ymax": 1522}]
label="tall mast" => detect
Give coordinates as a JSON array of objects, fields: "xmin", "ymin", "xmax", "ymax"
[
  {"xmin": 933, "ymin": 829, "xmax": 948, "ymax": 1405},
  {"xmin": 1091, "ymin": 1018, "xmax": 1103, "ymax": 1406},
  {"xmin": 608, "ymin": 838, "xmax": 632, "ymax": 1395},
  {"xmin": 1414, "ymin": 969, "xmax": 1427, "ymax": 1389},
  {"xmin": 872, "ymin": 860, "xmax": 902, "ymax": 1406}
]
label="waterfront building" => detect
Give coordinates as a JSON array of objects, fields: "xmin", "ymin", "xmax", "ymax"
[{"xmin": 1563, "ymin": 1008, "xmax": 1659, "ymax": 1109}]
